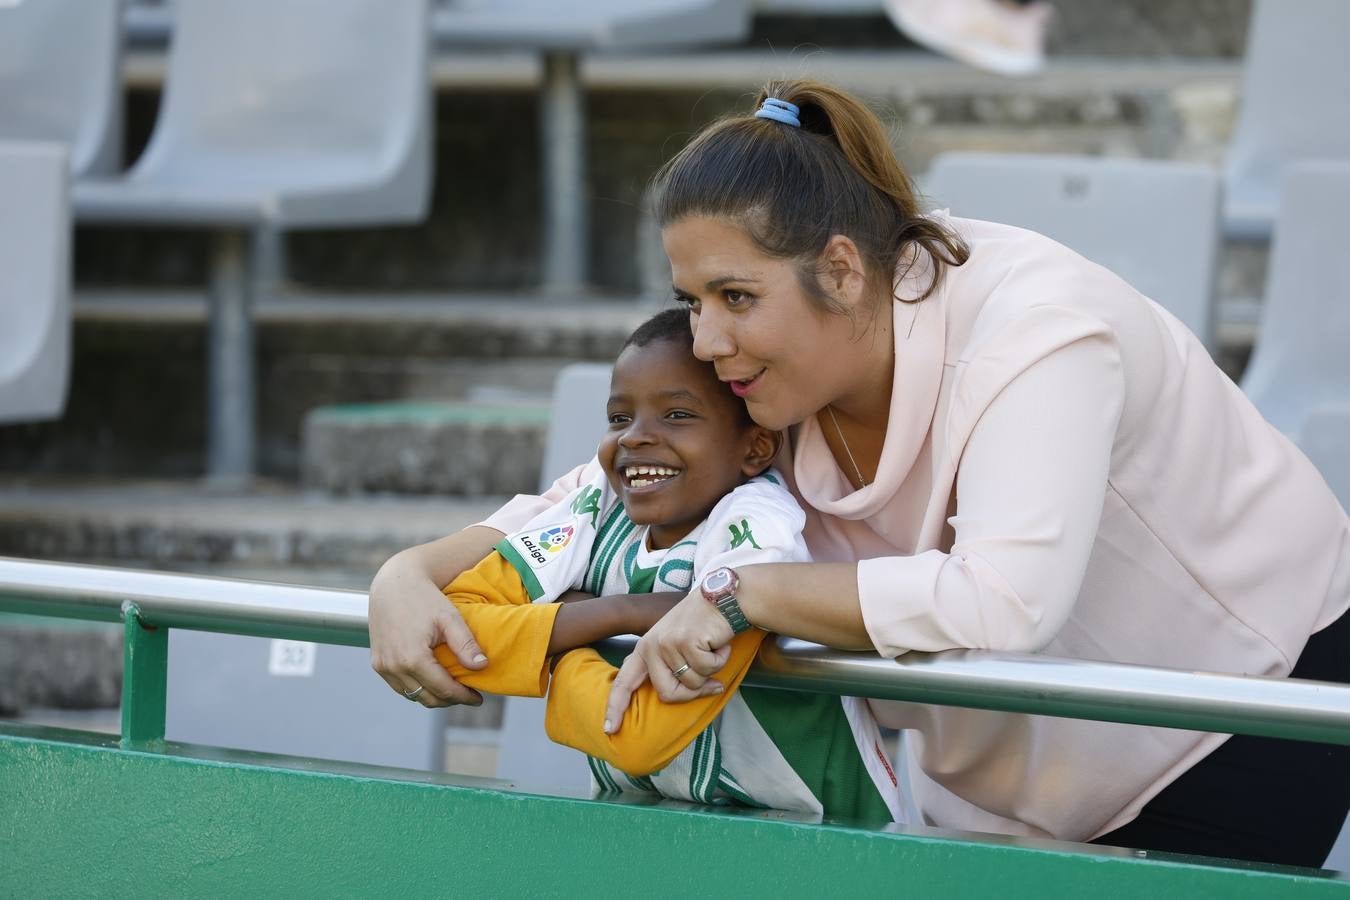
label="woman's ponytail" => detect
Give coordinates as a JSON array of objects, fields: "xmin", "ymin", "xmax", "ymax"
[{"xmin": 653, "ymin": 79, "xmax": 968, "ymax": 306}]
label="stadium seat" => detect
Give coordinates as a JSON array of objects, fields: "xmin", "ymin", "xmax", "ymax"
[
  {"xmin": 435, "ymin": 0, "xmax": 750, "ymax": 295},
  {"xmin": 496, "ymin": 363, "xmax": 613, "ymax": 795},
  {"xmin": 0, "ymin": 142, "xmax": 71, "ymax": 425},
  {"xmin": 165, "ymin": 630, "xmax": 449, "ymax": 773},
  {"xmin": 1223, "ymin": 0, "xmax": 1350, "ymax": 240},
  {"xmin": 1240, "ymin": 161, "xmax": 1350, "ymax": 443},
  {"xmin": 0, "ymin": 0, "xmax": 122, "ymax": 176},
  {"xmin": 1301, "ymin": 405, "xmax": 1350, "ymax": 510},
  {"xmin": 923, "ymin": 152, "xmax": 1222, "ymax": 351},
  {"xmin": 73, "ymin": 0, "xmax": 434, "ymax": 480}
]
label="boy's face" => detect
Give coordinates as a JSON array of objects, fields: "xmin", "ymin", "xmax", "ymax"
[{"xmin": 598, "ymin": 337, "xmax": 774, "ymax": 550}]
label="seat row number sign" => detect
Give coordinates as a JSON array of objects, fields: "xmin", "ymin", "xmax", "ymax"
[{"xmin": 268, "ymin": 639, "xmax": 317, "ymax": 677}]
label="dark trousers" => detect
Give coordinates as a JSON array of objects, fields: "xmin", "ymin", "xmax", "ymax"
[{"xmin": 1092, "ymin": 606, "xmax": 1350, "ymax": 869}]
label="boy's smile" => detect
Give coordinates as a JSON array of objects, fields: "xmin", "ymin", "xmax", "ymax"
[
  {"xmin": 598, "ymin": 336, "xmax": 775, "ymax": 550},
  {"xmin": 622, "ymin": 464, "xmax": 682, "ymax": 490}
]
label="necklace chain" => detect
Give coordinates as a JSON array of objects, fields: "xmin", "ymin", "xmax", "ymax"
[{"xmin": 826, "ymin": 405, "xmax": 868, "ymax": 490}]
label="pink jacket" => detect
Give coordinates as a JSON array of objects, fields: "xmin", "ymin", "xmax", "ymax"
[{"xmin": 482, "ymin": 215, "xmax": 1350, "ymax": 841}]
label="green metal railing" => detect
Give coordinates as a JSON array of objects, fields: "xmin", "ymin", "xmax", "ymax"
[
  {"xmin": 4, "ymin": 555, "xmax": 1350, "ymax": 896},
  {"xmin": 5, "ymin": 556, "xmax": 1350, "ymax": 750}
]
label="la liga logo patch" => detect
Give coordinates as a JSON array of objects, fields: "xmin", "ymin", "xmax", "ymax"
[
  {"xmin": 510, "ymin": 522, "xmax": 574, "ymax": 570},
  {"xmin": 538, "ymin": 525, "xmax": 574, "ymax": 553}
]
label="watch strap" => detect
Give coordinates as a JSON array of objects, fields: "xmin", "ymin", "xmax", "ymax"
[{"xmin": 715, "ymin": 594, "xmax": 751, "ymax": 634}]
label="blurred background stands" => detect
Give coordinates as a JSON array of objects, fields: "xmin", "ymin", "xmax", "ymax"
[{"xmin": 2, "ymin": 0, "xmax": 1349, "ymax": 863}]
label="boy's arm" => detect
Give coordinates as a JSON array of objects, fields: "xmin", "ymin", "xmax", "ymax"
[
  {"xmin": 433, "ymin": 552, "xmax": 558, "ymax": 697},
  {"xmin": 544, "ymin": 628, "xmax": 766, "ymax": 776},
  {"xmin": 433, "ymin": 553, "xmax": 680, "ymax": 696},
  {"xmin": 547, "ymin": 593, "xmax": 681, "ymax": 655}
]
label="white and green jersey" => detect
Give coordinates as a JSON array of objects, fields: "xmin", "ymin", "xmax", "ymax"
[{"xmin": 496, "ymin": 463, "xmax": 903, "ymax": 824}]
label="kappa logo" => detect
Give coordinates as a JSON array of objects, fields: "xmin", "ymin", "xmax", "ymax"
[
  {"xmin": 569, "ymin": 486, "xmax": 603, "ymax": 527},
  {"xmin": 515, "ymin": 523, "xmax": 574, "ymax": 568},
  {"xmin": 728, "ymin": 518, "xmax": 761, "ymax": 550}
]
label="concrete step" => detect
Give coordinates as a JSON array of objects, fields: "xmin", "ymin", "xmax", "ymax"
[
  {"xmin": 0, "ymin": 477, "xmax": 505, "ymax": 570},
  {"xmin": 0, "ymin": 482, "xmax": 511, "ymax": 721},
  {"xmin": 0, "ymin": 615, "xmax": 122, "ymax": 715},
  {"xmin": 0, "ymin": 294, "xmax": 649, "ymax": 480},
  {"xmin": 302, "ymin": 399, "xmax": 553, "ymax": 497}
]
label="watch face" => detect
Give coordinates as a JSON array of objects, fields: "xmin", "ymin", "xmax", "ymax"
[{"xmin": 703, "ymin": 567, "xmax": 733, "ymax": 594}]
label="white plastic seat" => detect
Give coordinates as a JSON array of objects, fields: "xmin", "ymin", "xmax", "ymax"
[
  {"xmin": 1223, "ymin": 0, "xmax": 1350, "ymax": 240},
  {"xmin": 165, "ymin": 631, "xmax": 448, "ymax": 773},
  {"xmin": 1301, "ymin": 405, "xmax": 1350, "ymax": 510},
  {"xmin": 434, "ymin": 0, "xmax": 748, "ymax": 48},
  {"xmin": 1241, "ymin": 161, "xmax": 1350, "ymax": 443},
  {"xmin": 435, "ymin": 0, "xmax": 750, "ymax": 295},
  {"xmin": 924, "ymin": 152, "xmax": 1221, "ymax": 351},
  {"xmin": 75, "ymin": 0, "xmax": 431, "ymax": 229},
  {"xmin": 1243, "ymin": 165, "xmax": 1350, "ymax": 862},
  {"xmin": 71, "ymin": 0, "xmax": 434, "ymax": 480},
  {"xmin": 0, "ymin": 0, "xmax": 122, "ymax": 177},
  {"xmin": 0, "ymin": 142, "xmax": 71, "ymax": 425},
  {"xmin": 495, "ymin": 363, "xmax": 613, "ymax": 795}
]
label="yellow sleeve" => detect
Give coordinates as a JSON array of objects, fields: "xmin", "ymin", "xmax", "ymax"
[
  {"xmin": 432, "ymin": 551, "xmax": 561, "ymax": 698},
  {"xmin": 543, "ymin": 629, "xmax": 767, "ymax": 775}
]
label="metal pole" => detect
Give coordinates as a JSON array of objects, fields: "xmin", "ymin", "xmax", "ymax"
[
  {"xmin": 206, "ymin": 229, "xmax": 255, "ymax": 482},
  {"xmin": 119, "ymin": 602, "xmax": 168, "ymax": 748},
  {"xmin": 750, "ymin": 637, "xmax": 1350, "ymax": 747},
  {"xmin": 0, "ymin": 557, "xmax": 368, "ymax": 646},
  {"xmin": 250, "ymin": 223, "xmax": 286, "ymax": 302},
  {"xmin": 540, "ymin": 51, "xmax": 587, "ymax": 295},
  {"xmin": 4, "ymin": 557, "xmax": 1350, "ymax": 746}
]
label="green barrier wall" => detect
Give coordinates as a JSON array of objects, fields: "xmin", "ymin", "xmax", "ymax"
[{"xmin": 4, "ymin": 723, "xmax": 1347, "ymax": 899}]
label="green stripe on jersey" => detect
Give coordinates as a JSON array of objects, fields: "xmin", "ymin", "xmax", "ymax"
[
  {"xmin": 590, "ymin": 515, "xmax": 636, "ymax": 595},
  {"xmin": 717, "ymin": 773, "xmax": 766, "ymax": 809},
  {"xmin": 494, "ymin": 540, "xmax": 546, "ymax": 600},
  {"xmin": 588, "ymin": 756, "xmax": 620, "ymax": 793},
  {"xmin": 625, "ymin": 773, "xmax": 656, "ymax": 793},
  {"xmin": 587, "ymin": 503, "xmax": 629, "ymax": 594},
  {"xmin": 703, "ymin": 734, "xmax": 723, "ymax": 803},
  {"xmin": 737, "ymin": 687, "xmax": 893, "ymax": 824}
]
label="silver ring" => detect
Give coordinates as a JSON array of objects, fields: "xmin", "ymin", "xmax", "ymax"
[
  {"xmin": 670, "ymin": 663, "xmax": 692, "ymax": 680},
  {"xmin": 403, "ymin": 685, "xmax": 425, "ymax": 702}
]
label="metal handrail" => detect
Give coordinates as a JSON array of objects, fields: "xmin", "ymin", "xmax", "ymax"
[{"xmin": 4, "ymin": 555, "xmax": 1350, "ymax": 745}]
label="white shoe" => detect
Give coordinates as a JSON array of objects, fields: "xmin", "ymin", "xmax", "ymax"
[{"xmin": 884, "ymin": 0, "xmax": 1052, "ymax": 76}]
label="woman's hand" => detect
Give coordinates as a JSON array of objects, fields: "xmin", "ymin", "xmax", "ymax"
[
  {"xmin": 368, "ymin": 527, "xmax": 501, "ymax": 707},
  {"xmin": 603, "ymin": 589, "xmax": 733, "ymax": 731}
]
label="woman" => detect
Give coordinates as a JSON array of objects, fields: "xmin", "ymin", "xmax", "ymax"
[{"xmin": 369, "ymin": 80, "xmax": 1350, "ymax": 867}]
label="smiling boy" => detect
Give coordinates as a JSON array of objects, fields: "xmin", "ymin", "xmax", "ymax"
[{"xmin": 432, "ymin": 310, "xmax": 901, "ymax": 821}]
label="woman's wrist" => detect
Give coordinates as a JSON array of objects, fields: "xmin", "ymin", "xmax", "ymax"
[
  {"xmin": 726, "ymin": 562, "xmax": 873, "ymax": 649},
  {"xmin": 732, "ymin": 563, "xmax": 768, "ymax": 630}
]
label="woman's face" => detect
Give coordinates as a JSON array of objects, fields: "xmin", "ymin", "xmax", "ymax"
[{"xmin": 663, "ymin": 216, "xmax": 867, "ymax": 431}]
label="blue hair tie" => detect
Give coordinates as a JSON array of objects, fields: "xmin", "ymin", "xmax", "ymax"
[{"xmin": 755, "ymin": 97, "xmax": 801, "ymax": 127}]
